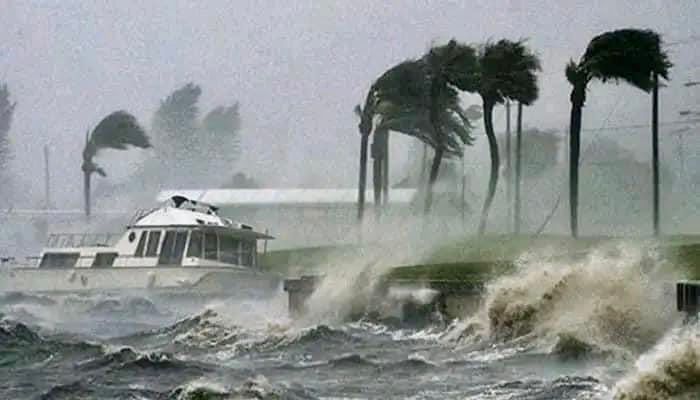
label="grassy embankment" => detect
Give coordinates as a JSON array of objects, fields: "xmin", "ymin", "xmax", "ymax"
[{"xmin": 259, "ymin": 234, "xmax": 700, "ymax": 284}]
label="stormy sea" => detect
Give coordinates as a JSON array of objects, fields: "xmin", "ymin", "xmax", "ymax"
[{"xmin": 1, "ymin": 245, "xmax": 699, "ymax": 400}]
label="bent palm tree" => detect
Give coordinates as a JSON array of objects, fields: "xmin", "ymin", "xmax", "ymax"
[
  {"xmin": 355, "ymin": 87, "xmax": 377, "ymax": 222},
  {"xmin": 476, "ymin": 39, "xmax": 541, "ymax": 235},
  {"xmin": 566, "ymin": 28, "xmax": 671, "ymax": 237},
  {"xmin": 421, "ymin": 40, "xmax": 480, "ymax": 213},
  {"xmin": 82, "ymin": 111, "xmax": 151, "ymax": 217},
  {"xmin": 360, "ymin": 56, "xmax": 477, "ymax": 214}
]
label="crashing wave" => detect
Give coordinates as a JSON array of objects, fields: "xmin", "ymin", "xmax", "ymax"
[
  {"xmin": 613, "ymin": 327, "xmax": 700, "ymax": 399},
  {"xmin": 79, "ymin": 345, "xmax": 209, "ymax": 375},
  {"xmin": 0, "ymin": 316, "xmax": 100, "ymax": 369},
  {"xmin": 443, "ymin": 244, "xmax": 679, "ymax": 357},
  {"xmin": 0, "ymin": 317, "xmax": 42, "ymax": 345},
  {"xmin": 86, "ymin": 296, "xmax": 165, "ymax": 316},
  {"xmin": 170, "ymin": 375, "xmax": 294, "ymax": 400}
]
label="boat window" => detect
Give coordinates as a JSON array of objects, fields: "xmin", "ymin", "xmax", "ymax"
[
  {"xmin": 187, "ymin": 230, "xmax": 203, "ymax": 258},
  {"xmin": 204, "ymin": 232, "xmax": 218, "ymax": 260},
  {"xmin": 220, "ymin": 235, "xmax": 239, "ymax": 265},
  {"xmin": 39, "ymin": 253, "xmax": 80, "ymax": 268},
  {"xmin": 158, "ymin": 231, "xmax": 175, "ymax": 265},
  {"xmin": 159, "ymin": 230, "xmax": 188, "ymax": 266},
  {"xmin": 173, "ymin": 231, "xmax": 188, "ymax": 265},
  {"xmin": 134, "ymin": 231, "xmax": 147, "ymax": 257},
  {"xmin": 92, "ymin": 252, "xmax": 118, "ymax": 268},
  {"xmin": 145, "ymin": 230, "xmax": 161, "ymax": 257}
]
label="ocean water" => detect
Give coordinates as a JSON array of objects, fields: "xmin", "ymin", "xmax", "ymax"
[{"xmin": 1, "ymin": 245, "xmax": 699, "ymax": 400}]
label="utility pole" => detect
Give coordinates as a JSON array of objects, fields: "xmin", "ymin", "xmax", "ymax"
[{"xmin": 44, "ymin": 145, "xmax": 51, "ymax": 209}]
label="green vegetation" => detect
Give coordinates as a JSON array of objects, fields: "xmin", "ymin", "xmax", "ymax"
[{"xmin": 260, "ymin": 235, "xmax": 700, "ymax": 283}]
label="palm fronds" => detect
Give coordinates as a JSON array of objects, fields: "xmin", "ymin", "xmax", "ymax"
[
  {"xmin": 580, "ymin": 29, "xmax": 672, "ymax": 91},
  {"xmin": 479, "ymin": 39, "xmax": 542, "ymax": 105},
  {"xmin": 82, "ymin": 111, "xmax": 151, "ymax": 176}
]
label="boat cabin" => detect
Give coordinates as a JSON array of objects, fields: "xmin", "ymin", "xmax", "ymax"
[{"xmin": 36, "ymin": 196, "xmax": 273, "ymax": 269}]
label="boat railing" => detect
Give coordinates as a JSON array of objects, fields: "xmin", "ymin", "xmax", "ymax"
[{"xmin": 46, "ymin": 233, "xmax": 121, "ymax": 248}]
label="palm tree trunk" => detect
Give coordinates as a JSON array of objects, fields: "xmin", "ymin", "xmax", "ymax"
[
  {"xmin": 425, "ymin": 77, "xmax": 445, "ymax": 216},
  {"xmin": 514, "ymin": 102, "xmax": 523, "ymax": 234},
  {"xmin": 357, "ymin": 133, "xmax": 369, "ymax": 221},
  {"xmin": 478, "ymin": 101, "xmax": 499, "ymax": 235},
  {"xmin": 83, "ymin": 171, "xmax": 91, "ymax": 218},
  {"xmin": 652, "ymin": 73, "xmax": 660, "ymax": 236},
  {"xmin": 569, "ymin": 85, "xmax": 585, "ymax": 238},
  {"xmin": 383, "ymin": 133, "xmax": 389, "ymax": 206},
  {"xmin": 372, "ymin": 132, "xmax": 383, "ymax": 220},
  {"xmin": 373, "ymin": 155, "xmax": 382, "ymax": 220},
  {"xmin": 424, "ymin": 147, "xmax": 444, "ymax": 214},
  {"xmin": 505, "ymin": 100, "xmax": 512, "ymax": 232},
  {"xmin": 420, "ymin": 143, "xmax": 428, "ymax": 185}
]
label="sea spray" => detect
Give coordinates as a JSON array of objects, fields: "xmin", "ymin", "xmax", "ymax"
[
  {"xmin": 612, "ymin": 324, "xmax": 700, "ymax": 399},
  {"xmin": 298, "ymin": 238, "xmax": 438, "ymax": 325},
  {"xmin": 445, "ymin": 243, "xmax": 680, "ymax": 356}
]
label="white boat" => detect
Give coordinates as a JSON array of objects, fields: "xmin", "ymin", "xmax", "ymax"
[{"xmin": 0, "ymin": 195, "xmax": 280, "ymax": 294}]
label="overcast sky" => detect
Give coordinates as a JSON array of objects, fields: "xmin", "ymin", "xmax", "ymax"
[{"xmin": 2, "ymin": 0, "xmax": 700, "ymax": 207}]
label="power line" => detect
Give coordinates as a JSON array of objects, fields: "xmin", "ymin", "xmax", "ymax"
[{"xmin": 581, "ymin": 118, "xmax": 700, "ymax": 133}]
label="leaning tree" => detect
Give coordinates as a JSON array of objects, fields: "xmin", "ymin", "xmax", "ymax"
[
  {"xmin": 476, "ymin": 39, "xmax": 541, "ymax": 235},
  {"xmin": 566, "ymin": 28, "xmax": 671, "ymax": 237},
  {"xmin": 356, "ymin": 54, "xmax": 477, "ymax": 219},
  {"xmin": 82, "ymin": 111, "xmax": 151, "ymax": 217}
]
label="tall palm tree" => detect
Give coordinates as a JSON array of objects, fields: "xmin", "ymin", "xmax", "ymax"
[
  {"xmin": 421, "ymin": 40, "xmax": 480, "ymax": 213},
  {"xmin": 566, "ymin": 28, "xmax": 671, "ymax": 237},
  {"xmin": 476, "ymin": 39, "xmax": 541, "ymax": 235},
  {"xmin": 82, "ymin": 111, "xmax": 151, "ymax": 217},
  {"xmin": 371, "ymin": 127, "xmax": 388, "ymax": 219},
  {"xmin": 355, "ymin": 88, "xmax": 377, "ymax": 222},
  {"xmin": 360, "ymin": 56, "xmax": 476, "ymax": 214}
]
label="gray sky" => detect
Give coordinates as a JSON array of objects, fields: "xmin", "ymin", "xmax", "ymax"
[{"xmin": 2, "ymin": 0, "xmax": 700, "ymax": 207}]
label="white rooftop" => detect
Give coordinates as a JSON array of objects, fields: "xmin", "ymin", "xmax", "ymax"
[
  {"xmin": 156, "ymin": 189, "xmax": 417, "ymax": 206},
  {"xmin": 134, "ymin": 206, "xmax": 226, "ymax": 227}
]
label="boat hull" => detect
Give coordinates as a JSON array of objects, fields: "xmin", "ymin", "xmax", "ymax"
[{"xmin": 0, "ymin": 267, "xmax": 281, "ymax": 295}]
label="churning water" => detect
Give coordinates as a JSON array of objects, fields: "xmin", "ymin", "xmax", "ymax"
[{"xmin": 1, "ymin": 243, "xmax": 699, "ymax": 399}]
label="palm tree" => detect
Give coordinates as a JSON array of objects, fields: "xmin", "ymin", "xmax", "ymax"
[
  {"xmin": 82, "ymin": 111, "xmax": 151, "ymax": 217},
  {"xmin": 566, "ymin": 29, "xmax": 671, "ymax": 237},
  {"xmin": 476, "ymin": 39, "xmax": 541, "ymax": 235},
  {"xmin": 359, "ymin": 55, "xmax": 477, "ymax": 215},
  {"xmin": 355, "ymin": 88, "xmax": 377, "ymax": 222},
  {"xmin": 421, "ymin": 40, "xmax": 480, "ymax": 213},
  {"xmin": 371, "ymin": 127, "xmax": 389, "ymax": 219}
]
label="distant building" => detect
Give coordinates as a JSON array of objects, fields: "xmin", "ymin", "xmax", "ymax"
[{"xmin": 156, "ymin": 189, "xmax": 418, "ymax": 249}]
